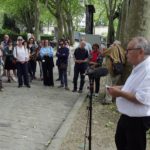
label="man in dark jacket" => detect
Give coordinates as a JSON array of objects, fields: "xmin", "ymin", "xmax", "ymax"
[
  {"xmin": 56, "ymin": 40, "xmax": 69, "ymax": 90},
  {"xmin": 72, "ymin": 41, "xmax": 89, "ymax": 93}
]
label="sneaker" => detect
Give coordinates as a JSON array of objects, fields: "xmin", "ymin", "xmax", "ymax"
[
  {"xmin": 94, "ymin": 93, "xmax": 99, "ymax": 97},
  {"xmin": 18, "ymin": 85, "xmax": 23, "ymax": 88},
  {"xmin": 26, "ymin": 84, "xmax": 31, "ymax": 88},
  {"xmin": 8, "ymin": 79, "xmax": 11, "ymax": 83},
  {"xmin": 11, "ymin": 76, "xmax": 17, "ymax": 82},
  {"xmin": 56, "ymin": 78, "xmax": 60, "ymax": 81},
  {"xmin": 0, "ymin": 88, "xmax": 4, "ymax": 92},
  {"xmin": 58, "ymin": 85, "xmax": 64, "ymax": 88},
  {"xmin": 72, "ymin": 89, "xmax": 77, "ymax": 92},
  {"xmin": 78, "ymin": 90, "xmax": 82, "ymax": 93},
  {"xmin": 101, "ymin": 99, "xmax": 112, "ymax": 105},
  {"xmin": 65, "ymin": 87, "xmax": 70, "ymax": 90}
]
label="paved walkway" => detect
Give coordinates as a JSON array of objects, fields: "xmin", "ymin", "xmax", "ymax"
[{"xmin": 0, "ymin": 44, "xmax": 86, "ymax": 150}]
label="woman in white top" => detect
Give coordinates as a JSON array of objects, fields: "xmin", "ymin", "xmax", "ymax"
[{"xmin": 13, "ymin": 36, "xmax": 30, "ymax": 88}]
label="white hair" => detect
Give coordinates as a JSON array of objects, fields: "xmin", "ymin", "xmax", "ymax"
[{"xmin": 131, "ymin": 37, "xmax": 150, "ymax": 55}]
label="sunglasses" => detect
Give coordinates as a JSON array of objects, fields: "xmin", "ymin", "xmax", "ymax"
[{"xmin": 18, "ymin": 39, "xmax": 22, "ymax": 41}]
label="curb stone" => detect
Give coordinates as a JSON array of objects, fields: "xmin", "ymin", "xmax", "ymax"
[{"xmin": 47, "ymin": 93, "xmax": 86, "ymax": 150}]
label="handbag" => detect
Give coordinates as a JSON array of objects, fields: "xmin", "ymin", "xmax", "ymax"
[
  {"xmin": 12, "ymin": 59, "xmax": 17, "ymax": 64},
  {"xmin": 60, "ymin": 63, "xmax": 67, "ymax": 69},
  {"xmin": 112, "ymin": 47, "xmax": 124, "ymax": 75}
]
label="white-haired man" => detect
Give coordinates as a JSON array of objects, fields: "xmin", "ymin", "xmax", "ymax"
[{"xmin": 108, "ymin": 37, "xmax": 150, "ymax": 150}]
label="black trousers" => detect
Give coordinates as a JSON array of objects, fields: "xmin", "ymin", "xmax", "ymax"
[
  {"xmin": 89, "ymin": 76, "xmax": 100, "ymax": 93},
  {"xmin": 115, "ymin": 114, "xmax": 150, "ymax": 150},
  {"xmin": 42, "ymin": 60, "xmax": 54, "ymax": 86},
  {"xmin": 28, "ymin": 60, "xmax": 36, "ymax": 79},
  {"xmin": 17, "ymin": 62, "xmax": 29, "ymax": 86},
  {"xmin": 73, "ymin": 65, "xmax": 86, "ymax": 91}
]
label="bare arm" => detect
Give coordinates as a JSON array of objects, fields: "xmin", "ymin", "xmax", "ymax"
[{"xmin": 108, "ymin": 87, "xmax": 142, "ymax": 105}]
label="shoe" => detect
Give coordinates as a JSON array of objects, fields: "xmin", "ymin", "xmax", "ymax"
[
  {"xmin": 18, "ymin": 85, "xmax": 23, "ymax": 88},
  {"xmin": 58, "ymin": 85, "xmax": 64, "ymax": 88},
  {"xmin": 72, "ymin": 89, "xmax": 77, "ymax": 92},
  {"xmin": 11, "ymin": 76, "xmax": 17, "ymax": 82},
  {"xmin": 94, "ymin": 93, "xmax": 99, "ymax": 97},
  {"xmin": 26, "ymin": 85, "xmax": 31, "ymax": 88},
  {"xmin": 101, "ymin": 99, "xmax": 112, "ymax": 105},
  {"xmin": 0, "ymin": 88, "xmax": 4, "ymax": 92},
  {"xmin": 8, "ymin": 79, "xmax": 11, "ymax": 83},
  {"xmin": 78, "ymin": 90, "xmax": 82, "ymax": 93},
  {"xmin": 56, "ymin": 78, "xmax": 60, "ymax": 81},
  {"xmin": 65, "ymin": 87, "xmax": 70, "ymax": 90}
]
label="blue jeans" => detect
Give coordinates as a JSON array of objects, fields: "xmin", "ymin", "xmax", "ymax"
[{"xmin": 60, "ymin": 68, "xmax": 68, "ymax": 87}]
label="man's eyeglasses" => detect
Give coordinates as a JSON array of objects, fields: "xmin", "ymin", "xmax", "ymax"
[
  {"xmin": 17, "ymin": 39, "xmax": 22, "ymax": 41},
  {"xmin": 126, "ymin": 48, "xmax": 141, "ymax": 53}
]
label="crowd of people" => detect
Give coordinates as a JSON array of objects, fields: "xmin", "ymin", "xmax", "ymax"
[
  {"xmin": 1, "ymin": 34, "xmax": 150, "ymax": 150},
  {"xmin": 0, "ymin": 34, "xmax": 126, "ymax": 101}
]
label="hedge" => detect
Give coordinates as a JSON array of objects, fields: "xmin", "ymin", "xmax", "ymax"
[{"xmin": 40, "ymin": 35, "xmax": 54, "ymax": 41}]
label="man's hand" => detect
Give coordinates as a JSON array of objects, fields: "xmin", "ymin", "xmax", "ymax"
[
  {"xmin": 107, "ymin": 86, "xmax": 141, "ymax": 104},
  {"xmin": 107, "ymin": 86, "xmax": 122, "ymax": 98}
]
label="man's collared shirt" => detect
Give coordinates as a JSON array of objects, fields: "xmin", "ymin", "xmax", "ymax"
[
  {"xmin": 116, "ymin": 56, "xmax": 150, "ymax": 117},
  {"xmin": 40, "ymin": 46, "xmax": 53, "ymax": 58}
]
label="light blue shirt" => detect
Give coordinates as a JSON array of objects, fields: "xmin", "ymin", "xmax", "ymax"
[{"xmin": 40, "ymin": 46, "xmax": 53, "ymax": 58}]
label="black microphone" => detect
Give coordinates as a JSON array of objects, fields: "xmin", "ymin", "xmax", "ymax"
[{"xmin": 86, "ymin": 67, "xmax": 108, "ymax": 77}]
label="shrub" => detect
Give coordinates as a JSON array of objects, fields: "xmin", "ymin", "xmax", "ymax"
[
  {"xmin": 0, "ymin": 29, "xmax": 27, "ymax": 42},
  {"xmin": 40, "ymin": 35, "xmax": 54, "ymax": 41}
]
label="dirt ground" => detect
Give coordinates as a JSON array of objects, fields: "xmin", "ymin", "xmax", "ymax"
[{"xmin": 60, "ymin": 94, "xmax": 150, "ymax": 150}]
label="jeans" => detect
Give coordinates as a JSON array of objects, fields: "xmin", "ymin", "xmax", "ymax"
[{"xmin": 60, "ymin": 68, "xmax": 68, "ymax": 87}]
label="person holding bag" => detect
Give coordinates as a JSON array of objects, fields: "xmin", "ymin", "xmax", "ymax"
[
  {"xmin": 4, "ymin": 40, "xmax": 17, "ymax": 82},
  {"xmin": 56, "ymin": 40, "xmax": 69, "ymax": 90},
  {"xmin": 102, "ymin": 40, "xmax": 126, "ymax": 104}
]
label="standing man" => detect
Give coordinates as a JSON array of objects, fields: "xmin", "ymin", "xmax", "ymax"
[
  {"xmin": 13, "ymin": 36, "xmax": 30, "ymax": 88},
  {"xmin": 108, "ymin": 37, "xmax": 150, "ymax": 150},
  {"xmin": 56, "ymin": 40, "xmax": 69, "ymax": 90},
  {"xmin": 72, "ymin": 41, "xmax": 89, "ymax": 93}
]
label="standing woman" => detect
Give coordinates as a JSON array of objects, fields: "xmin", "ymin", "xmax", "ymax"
[
  {"xmin": 89, "ymin": 43, "xmax": 103, "ymax": 97},
  {"xmin": 4, "ymin": 40, "xmax": 17, "ymax": 82},
  {"xmin": 13, "ymin": 36, "xmax": 30, "ymax": 88},
  {"xmin": 40, "ymin": 40, "xmax": 54, "ymax": 86},
  {"xmin": 27, "ymin": 38, "xmax": 38, "ymax": 80}
]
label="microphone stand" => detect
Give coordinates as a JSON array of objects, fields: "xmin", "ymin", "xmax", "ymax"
[{"xmin": 87, "ymin": 76, "xmax": 94, "ymax": 150}]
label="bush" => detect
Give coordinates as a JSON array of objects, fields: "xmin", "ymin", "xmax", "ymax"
[
  {"xmin": 0, "ymin": 29, "xmax": 27, "ymax": 42},
  {"xmin": 40, "ymin": 35, "xmax": 54, "ymax": 41}
]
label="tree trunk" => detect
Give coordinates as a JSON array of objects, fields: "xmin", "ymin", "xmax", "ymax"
[
  {"xmin": 34, "ymin": 0, "xmax": 40, "ymax": 40},
  {"xmin": 120, "ymin": 0, "xmax": 150, "ymax": 46},
  {"xmin": 107, "ymin": 16, "xmax": 115, "ymax": 44},
  {"xmin": 56, "ymin": 13, "xmax": 64, "ymax": 40},
  {"xmin": 119, "ymin": 0, "xmax": 150, "ymax": 83},
  {"xmin": 66, "ymin": 14, "xmax": 74, "ymax": 45}
]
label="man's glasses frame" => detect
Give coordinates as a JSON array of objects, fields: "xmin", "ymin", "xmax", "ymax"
[{"xmin": 126, "ymin": 48, "xmax": 141, "ymax": 53}]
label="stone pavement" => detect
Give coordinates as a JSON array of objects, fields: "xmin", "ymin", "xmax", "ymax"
[{"xmin": 0, "ymin": 43, "xmax": 87, "ymax": 150}]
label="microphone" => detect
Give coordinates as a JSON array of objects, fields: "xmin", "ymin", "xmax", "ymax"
[{"xmin": 86, "ymin": 67, "xmax": 108, "ymax": 77}]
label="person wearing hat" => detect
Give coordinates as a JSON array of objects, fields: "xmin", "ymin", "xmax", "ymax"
[{"xmin": 13, "ymin": 36, "xmax": 30, "ymax": 88}]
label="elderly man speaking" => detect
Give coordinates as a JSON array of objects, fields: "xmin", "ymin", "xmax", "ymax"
[{"xmin": 107, "ymin": 37, "xmax": 150, "ymax": 150}]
